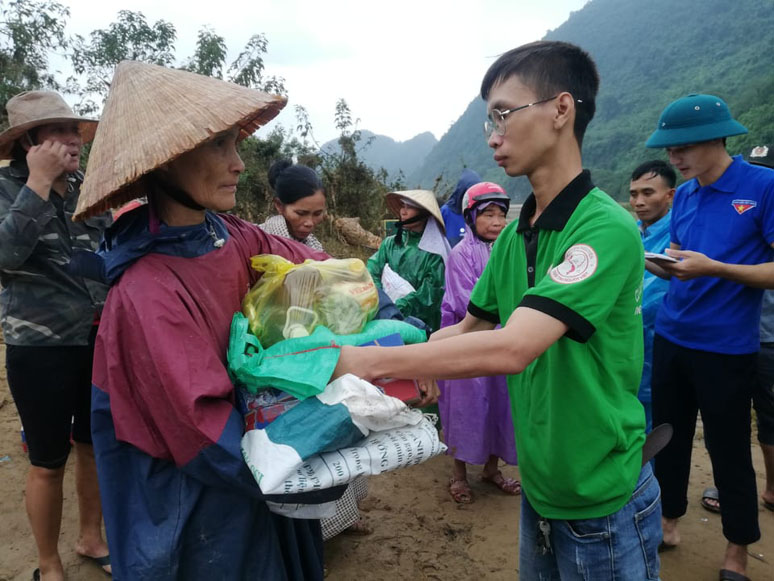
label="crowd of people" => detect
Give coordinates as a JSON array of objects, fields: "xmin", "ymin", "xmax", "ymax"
[{"xmin": 1, "ymin": 38, "xmax": 772, "ymax": 581}]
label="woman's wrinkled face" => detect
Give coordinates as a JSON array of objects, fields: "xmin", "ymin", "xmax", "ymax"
[
  {"xmin": 164, "ymin": 128, "xmax": 245, "ymax": 212},
  {"xmin": 275, "ymin": 190, "xmax": 326, "ymax": 239},
  {"xmin": 474, "ymin": 204, "xmax": 507, "ymax": 241}
]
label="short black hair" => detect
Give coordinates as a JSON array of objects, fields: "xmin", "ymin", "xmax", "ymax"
[
  {"xmin": 630, "ymin": 160, "xmax": 676, "ymax": 188},
  {"xmin": 480, "ymin": 41, "xmax": 600, "ymax": 146}
]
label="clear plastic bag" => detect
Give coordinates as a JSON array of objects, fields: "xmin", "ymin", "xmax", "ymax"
[{"xmin": 242, "ymin": 255, "xmax": 379, "ymax": 346}]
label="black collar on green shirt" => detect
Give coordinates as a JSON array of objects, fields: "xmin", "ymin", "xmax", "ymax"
[{"xmin": 516, "ymin": 170, "xmax": 594, "ymax": 233}]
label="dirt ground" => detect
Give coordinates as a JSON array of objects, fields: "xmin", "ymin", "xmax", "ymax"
[{"xmin": 0, "ymin": 337, "xmax": 772, "ymax": 580}]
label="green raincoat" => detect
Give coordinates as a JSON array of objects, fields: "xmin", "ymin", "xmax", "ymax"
[{"xmin": 367, "ymin": 230, "xmax": 445, "ymax": 331}]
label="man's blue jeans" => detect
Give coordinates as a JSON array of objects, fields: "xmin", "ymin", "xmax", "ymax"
[{"xmin": 519, "ymin": 463, "xmax": 662, "ymax": 580}]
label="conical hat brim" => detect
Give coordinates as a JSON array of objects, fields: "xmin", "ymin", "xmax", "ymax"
[
  {"xmin": 74, "ymin": 61, "xmax": 287, "ymax": 220},
  {"xmin": 385, "ymin": 190, "xmax": 445, "ymax": 233}
]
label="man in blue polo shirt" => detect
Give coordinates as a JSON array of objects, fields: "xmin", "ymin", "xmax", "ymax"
[
  {"xmin": 645, "ymin": 95, "xmax": 774, "ymax": 581},
  {"xmin": 629, "ymin": 160, "xmax": 675, "ymax": 433}
]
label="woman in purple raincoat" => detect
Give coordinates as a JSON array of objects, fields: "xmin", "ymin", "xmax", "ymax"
[{"xmin": 438, "ymin": 182, "xmax": 520, "ymax": 504}]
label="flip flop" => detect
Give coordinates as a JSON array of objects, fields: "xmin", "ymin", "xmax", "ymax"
[
  {"xmin": 481, "ymin": 471, "xmax": 522, "ymax": 495},
  {"xmin": 449, "ymin": 477, "xmax": 473, "ymax": 504},
  {"xmin": 701, "ymin": 486, "xmax": 721, "ymax": 514},
  {"xmin": 81, "ymin": 553, "xmax": 111, "ymax": 576},
  {"xmin": 32, "ymin": 569, "xmax": 40, "ymax": 581},
  {"xmin": 718, "ymin": 569, "xmax": 750, "ymax": 581},
  {"xmin": 763, "ymin": 498, "xmax": 774, "ymax": 512}
]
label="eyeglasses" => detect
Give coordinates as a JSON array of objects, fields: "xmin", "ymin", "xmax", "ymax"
[{"xmin": 484, "ymin": 95, "xmax": 583, "ymax": 137}]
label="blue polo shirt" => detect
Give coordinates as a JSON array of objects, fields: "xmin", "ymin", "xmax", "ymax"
[
  {"xmin": 639, "ymin": 210, "xmax": 671, "ymax": 404},
  {"xmin": 656, "ymin": 156, "xmax": 774, "ymax": 354}
]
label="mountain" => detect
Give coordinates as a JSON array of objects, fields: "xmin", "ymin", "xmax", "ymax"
[
  {"xmin": 410, "ymin": 0, "xmax": 774, "ymax": 202},
  {"xmin": 321, "ymin": 130, "xmax": 438, "ymax": 180}
]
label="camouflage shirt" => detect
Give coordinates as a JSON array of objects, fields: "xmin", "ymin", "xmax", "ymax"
[{"xmin": 0, "ymin": 161, "xmax": 111, "ymax": 345}]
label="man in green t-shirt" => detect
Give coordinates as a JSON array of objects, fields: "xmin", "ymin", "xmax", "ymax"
[{"xmin": 334, "ymin": 40, "xmax": 661, "ymax": 579}]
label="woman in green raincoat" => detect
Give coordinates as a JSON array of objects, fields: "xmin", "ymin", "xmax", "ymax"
[{"xmin": 367, "ymin": 190, "xmax": 450, "ymax": 332}]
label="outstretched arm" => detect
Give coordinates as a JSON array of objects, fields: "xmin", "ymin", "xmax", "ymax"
[{"xmin": 333, "ymin": 306, "xmax": 567, "ymax": 382}]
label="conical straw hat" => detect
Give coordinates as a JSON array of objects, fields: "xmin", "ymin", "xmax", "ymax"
[
  {"xmin": 385, "ymin": 190, "xmax": 445, "ymax": 233},
  {"xmin": 74, "ymin": 60, "xmax": 287, "ymax": 220}
]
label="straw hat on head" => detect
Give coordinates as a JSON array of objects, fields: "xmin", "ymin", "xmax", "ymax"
[
  {"xmin": 385, "ymin": 190, "xmax": 445, "ymax": 233},
  {"xmin": 0, "ymin": 91, "xmax": 97, "ymax": 160},
  {"xmin": 74, "ymin": 60, "xmax": 287, "ymax": 220}
]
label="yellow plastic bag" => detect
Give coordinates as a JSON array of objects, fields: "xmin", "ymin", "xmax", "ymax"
[{"xmin": 242, "ymin": 255, "xmax": 379, "ymax": 346}]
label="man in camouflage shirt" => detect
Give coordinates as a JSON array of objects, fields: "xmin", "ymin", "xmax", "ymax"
[{"xmin": 0, "ymin": 91, "xmax": 112, "ymax": 580}]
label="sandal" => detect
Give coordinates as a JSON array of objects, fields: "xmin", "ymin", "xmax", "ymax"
[
  {"xmin": 701, "ymin": 487, "xmax": 721, "ymax": 514},
  {"xmin": 481, "ymin": 471, "xmax": 522, "ymax": 496},
  {"xmin": 449, "ymin": 477, "xmax": 473, "ymax": 504}
]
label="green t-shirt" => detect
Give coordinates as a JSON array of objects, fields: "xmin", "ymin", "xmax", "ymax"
[{"xmin": 469, "ymin": 171, "xmax": 645, "ymax": 520}]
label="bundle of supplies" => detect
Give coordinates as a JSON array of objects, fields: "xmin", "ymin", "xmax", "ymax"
[
  {"xmin": 242, "ymin": 255, "xmax": 379, "ymax": 346},
  {"xmin": 233, "ymin": 254, "xmax": 443, "ymax": 498},
  {"xmin": 241, "ymin": 374, "xmax": 445, "ymax": 495},
  {"xmin": 227, "ymin": 312, "xmax": 426, "ymax": 400}
]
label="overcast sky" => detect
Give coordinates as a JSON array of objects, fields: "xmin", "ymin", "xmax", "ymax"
[{"xmin": 56, "ymin": 0, "xmax": 589, "ymax": 144}]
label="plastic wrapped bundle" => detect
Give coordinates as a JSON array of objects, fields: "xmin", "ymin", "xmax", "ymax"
[{"xmin": 243, "ymin": 255, "xmax": 379, "ymax": 346}]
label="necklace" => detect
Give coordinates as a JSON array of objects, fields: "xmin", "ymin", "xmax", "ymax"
[{"xmin": 207, "ymin": 220, "xmax": 225, "ymax": 248}]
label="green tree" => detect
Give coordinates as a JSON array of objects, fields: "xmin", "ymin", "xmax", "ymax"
[
  {"xmin": 318, "ymin": 99, "xmax": 387, "ymax": 232},
  {"xmin": 70, "ymin": 10, "xmax": 176, "ymax": 114},
  {"xmin": 184, "ymin": 28, "xmax": 286, "ymax": 95},
  {"xmin": 0, "ymin": 0, "xmax": 70, "ymax": 124}
]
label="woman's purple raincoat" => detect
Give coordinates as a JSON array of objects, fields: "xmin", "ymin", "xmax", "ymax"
[{"xmin": 438, "ymin": 224, "xmax": 518, "ymax": 466}]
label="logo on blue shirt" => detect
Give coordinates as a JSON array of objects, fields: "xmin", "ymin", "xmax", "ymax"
[{"xmin": 732, "ymin": 199, "xmax": 757, "ymax": 214}]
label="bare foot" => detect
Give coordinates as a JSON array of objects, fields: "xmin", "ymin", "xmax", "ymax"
[{"xmin": 661, "ymin": 516, "xmax": 680, "ymax": 547}]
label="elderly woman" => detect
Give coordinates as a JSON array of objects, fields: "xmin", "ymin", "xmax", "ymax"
[
  {"xmin": 72, "ymin": 62, "xmax": 334, "ymax": 580},
  {"xmin": 438, "ymin": 182, "xmax": 519, "ymax": 504}
]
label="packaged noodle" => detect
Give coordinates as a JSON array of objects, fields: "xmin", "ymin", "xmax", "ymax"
[{"xmin": 242, "ymin": 255, "xmax": 379, "ymax": 346}]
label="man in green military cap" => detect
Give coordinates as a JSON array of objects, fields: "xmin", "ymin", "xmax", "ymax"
[{"xmin": 645, "ymin": 94, "xmax": 774, "ymax": 581}]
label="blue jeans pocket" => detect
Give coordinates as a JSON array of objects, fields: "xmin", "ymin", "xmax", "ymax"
[
  {"xmin": 564, "ymin": 516, "xmax": 611, "ymax": 541},
  {"xmin": 634, "ymin": 478, "xmax": 662, "ymax": 580}
]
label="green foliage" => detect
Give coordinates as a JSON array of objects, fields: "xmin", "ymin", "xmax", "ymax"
[
  {"xmin": 68, "ymin": 10, "xmax": 286, "ymax": 115},
  {"xmin": 184, "ymin": 27, "xmax": 227, "ymax": 78},
  {"xmin": 70, "ymin": 10, "xmax": 176, "ymax": 114},
  {"xmin": 0, "ymin": 7, "xmax": 410, "ymax": 246},
  {"xmin": 0, "ymin": 0, "xmax": 69, "ymax": 124},
  {"xmin": 317, "ymin": 99, "xmax": 388, "ymax": 232}
]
